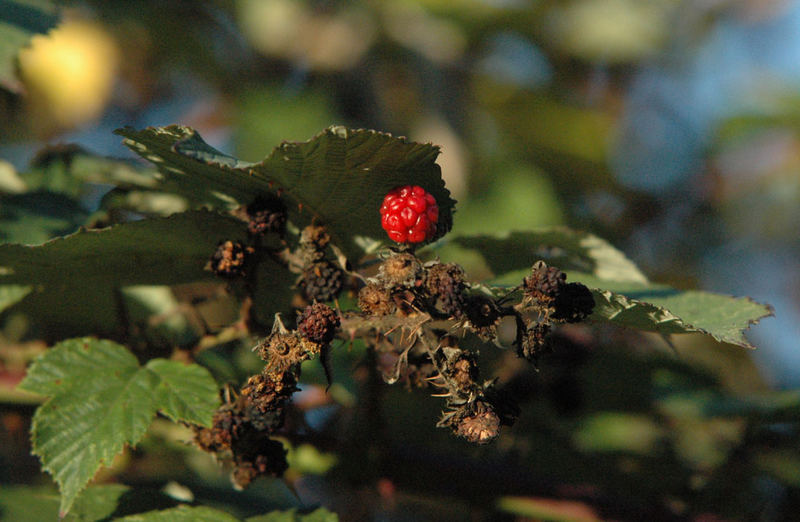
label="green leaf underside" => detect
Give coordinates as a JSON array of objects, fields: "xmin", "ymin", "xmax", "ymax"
[
  {"xmin": 116, "ymin": 505, "xmax": 240, "ymax": 522},
  {"xmin": 452, "ymin": 230, "xmax": 648, "ymax": 284},
  {"xmin": 453, "ymin": 231, "xmax": 771, "ymax": 349},
  {"xmin": 0, "ymin": 0, "xmax": 59, "ymax": 91},
  {"xmin": 0, "ymin": 210, "xmax": 249, "ymax": 338},
  {"xmin": 18, "ymin": 338, "xmax": 220, "ymax": 517},
  {"xmin": 115, "ymin": 125, "xmax": 456, "ymax": 262}
]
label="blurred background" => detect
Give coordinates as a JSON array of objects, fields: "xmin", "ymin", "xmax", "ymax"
[{"xmin": 2, "ymin": 0, "xmax": 800, "ymax": 520}]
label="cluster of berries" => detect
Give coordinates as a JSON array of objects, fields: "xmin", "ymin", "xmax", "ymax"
[{"xmin": 195, "ymin": 303, "xmax": 340, "ymax": 485}]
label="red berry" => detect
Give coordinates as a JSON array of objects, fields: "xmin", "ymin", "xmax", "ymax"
[{"xmin": 380, "ymin": 185, "xmax": 438, "ymax": 243}]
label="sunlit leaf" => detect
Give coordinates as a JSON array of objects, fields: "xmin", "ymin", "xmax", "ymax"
[
  {"xmin": 115, "ymin": 125, "xmax": 456, "ymax": 261},
  {"xmin": 18, "ymin": 338, "xmax": 220, "ymax": 517}
]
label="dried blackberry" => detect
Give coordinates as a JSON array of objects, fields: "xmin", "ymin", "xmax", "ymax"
[
  {"xmin": 464, "ymin": 295, "xmax": 500, "ymax": 328},
  {"xmin": 358, "ymin": 282, "xmax": 395, "ymax": 316},
  {"xmin": 518, "ymin": 322, "xmax": 551, "ymax": 362},
  {"xmin": 240, "ymin": 372, "xmax": 297, "ymax": 431},
  {"xmin": 297, "ymin": 302, "xmax": 340, "ymax": 344},
  {"xmin": 379, "ymin": 252, "xmax": 422, "ymax": 287},
  {"xmin": 255, "ymin": 331, "xmax": 314, "ymax": 375},
  {"xmin": 208, "ymin": 240, "xmax": 254, "ymax": 278},
  {"xmin": 194, "ymin": 403, "xmax": 237, "ymax": 453},
  {"xmin": 299, "ymin": 225, "xmax": 330, "ymax": 262},
  {"xmin": 424, "ymin": 262, "xmax": 467, "ymax": 317},
  {"xmin": 444, "ymin": 401, "xmax": 501, "ymax": 445},
  {"xmin": 523, "ymin": 261, "xmax": 566, "ymax": 304},
  {"xmin": 552, "ymin": 282, "xmax": 595, "ymax": 323},
  {"xmin": 231, "ymin": 434, "xmax": 288, "ymax": 488},
  {"xmin": 246, "ymin": 195, "xmax": 287, "ymax": 237},
  {"xmin": 299, "ymin": 260, "xmax": 343, "ymax": 302}
]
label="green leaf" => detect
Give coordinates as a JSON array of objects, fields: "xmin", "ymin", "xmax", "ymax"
[
  {"xmin": 18, "ymin": 338, "xmax": 220, "ymax": 517},
  {"xmin": 0, "ymin": 484, "xmax": 129, "ymax": 522},
  {"xmin": 451, "ymin": 229, "xmax": 648, "ymax": 284},
  {"xmin": 0, "ymin": 0, "xmax": 59, "ymax": 92},
  {"xmin": 116, "ymin": 505, "xmax": 239, "ymax": 522},
  {"xmin": 0, "ymin": 190, "xmax": 89, "ymax": 244},
  {"xmin": 0, "ymin": 283, "xmax": 30, "ymax": 313},
  {"xmin": 246, "ymin": 507, "xmax": 339, "ymax": 522},
  {"xmin": 0, "ymin": 210, "xmax": 250, "ymax": 338},
  {"xmin": 449, "ymin": 231, "xmax": 771, "ymax": 349},
  {"xmin": 589, "ymin": 283, "xmax": 773, "ymax": 349},
  {"xmin": 115, "ymin": 125, "xmax": 456, "ymax": 261},
  {"xmin": 21, "ymin": 144, "xmax": 159, "ymax": 196}
]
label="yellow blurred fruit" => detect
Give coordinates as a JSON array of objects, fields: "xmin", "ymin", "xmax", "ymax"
[{"xmin": 18, "ymin": 19, "xmax": 119, "ymax": 130}]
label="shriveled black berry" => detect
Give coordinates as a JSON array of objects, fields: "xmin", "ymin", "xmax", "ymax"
[
  {"xmin": 297, "ymin": 302, "xmax": 340, "ymax": 344},
  {"xmin": 209, "ymin": 240, "xmax": 254, "ymax": 278},
  {"xmin": 552, "ymin": 282, "xmax": 595, "ymax": 323},
  {"xmin": 246, "ymin": 195, "xmax": 287, "ymax": 237},
  {"xmin": 240, "ymin": 372, "xmax": 297, "ymax": 431},
  {"xmin": 231, "ymin": 436, "xmax": 288, "ymax": 488},
  {"xmin": 523, "ymin": 261, "xmax": 566, "ymax": 303},
  {"xmin": 464, "ymin": 295, "xmax": 500, "ymax": 328},
  {"xmin": 379, "ymin": 252, "xmax": 422, "ymax": 287},
  {"xmin": 358, "ymin": 282, "xmax": 395, "ymax": 316},
  {"xmin": 424, "ymin": 262, "xmax": 467, "ymax": 317},
  {"xmin": 299, "ymin": 260, "xmax": 343, "ymax": 302}
]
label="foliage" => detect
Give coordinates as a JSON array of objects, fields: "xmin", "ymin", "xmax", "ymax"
[
  {"xmin": 1, "ymin": 2, "xmax": 797, "ymax": 520},
  {"xmin": 18, "ymin": 338, "xmax": 219, "ymax": 516}
]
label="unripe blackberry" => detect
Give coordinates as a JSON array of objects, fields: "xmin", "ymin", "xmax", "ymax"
[
  {"xmin": 523, "ymin": 261, "xmax": 566, "ymax": 303},
  {"xmin": 380, "ymin": 185, "xmax": 439, "ymax": 243},
  {"xmin": 246, "ymin": 195, "xmax": 287, "ymax": 237},
  {"xmin": 209, "ymin": 240, "xmax": 254, "ymax": 278},
  {"xmin": 297, "ymin": 302, "xmax": 340, "ymax": 344},
  {"xmin": 424, "ymin": 262, "xmax": 467, "ymax": 317},
  {"xmin": 552, "ymin": 283, "xmax": 595, "ymax": 323},
  {"xmin": 299, "ymin": 260, "xmax": 343, "ymax": 302},
  {"xmin": 379, "ymin": 252, "xmax": 422, "ymax": 287},
  {"xmin": 358, "ymin": 282, "xmax": 395, "ymax": 316}
]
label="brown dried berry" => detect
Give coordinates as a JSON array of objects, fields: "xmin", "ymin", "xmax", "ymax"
[
  {"xmin": 246, "ymin": 195, "xmax": 287, "ymax": 237},
  {"xmin": 453, "ymin": 402, "xmax": 501, "ymax": 445},
  {"xmin": 209, "ymin": 240, "xmax": 254, "ymax": 278},
  {"xmin": 424, "ymin": 262, "xmax": 467, "ymax": 317},
  {"xmin": 552, "ymin": 282, "xmax": 595, "ymax": 323},
  {"xmin": 518, "ymin": 321, "xmax": 551, "ymax": 362},
  {"xmin": 358, "ymin": 282, "xmax": 395, "ymax": 316},
  {"xmin": 523, "ymin": 261, "xmax": 566, "ymax": 304},
  {"xmin": 299, "ymin": 260, "xmax": 344, "ymax": 302},
  {"xmin": 379, "ymin": 252, "xmax": 422, "ymax": 287},
  {"xmin": 299, "ymin": 225, "xmax": 331, "ymax": 262},
  {"xmin": 297, "ymin": 302, "xmax": 340, "ymax": 344},
  {"xmin": 255, "ymin": 332, "xmax": 314, "ymax": 375},
  {"xmin": 240, "ymin": 372, "xmax": 297, "ymax": 431}
]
